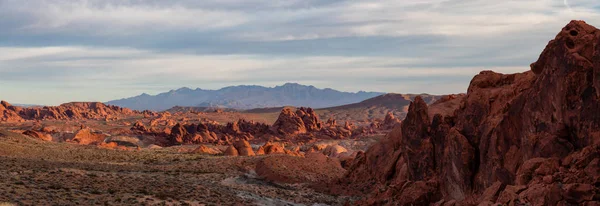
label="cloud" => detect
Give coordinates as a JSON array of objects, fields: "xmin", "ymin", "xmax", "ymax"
[
  {"xmin": 0, "ymin": 45, "xmax": 527, "ymax": 104},
  {"xmin": 1, "ymin": 0, "xmax": 249, "ymax": 36},
  {"xmin": 0, "ymin": 0, "xmax": 600, "ymax": 104}
]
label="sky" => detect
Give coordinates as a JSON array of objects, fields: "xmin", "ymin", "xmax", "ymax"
[{"xmin": 1, "ymin": 0, "xmax": 600, "ymax": 105}]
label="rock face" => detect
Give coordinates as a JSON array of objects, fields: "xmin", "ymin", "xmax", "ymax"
[{"xmin": 338, "ymin": 21, "xmax": 600, "ymax": 205}]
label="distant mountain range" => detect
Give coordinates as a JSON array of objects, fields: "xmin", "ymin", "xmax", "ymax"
[{"xmin": 106, "ymin": 83, "xmax": 384, "ymax": 111}]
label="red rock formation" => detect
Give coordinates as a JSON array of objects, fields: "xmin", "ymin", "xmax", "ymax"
[
  {"xmin": 162, "ymin": 119, "xmax": 269, "ymax": 146},
  {"xmin": 272, "ymin": 107, "xmax": 308, "ymax": 135},
  {"xmin": 19, "ymin": 102, "xmax": 136, "ymax": 120},
  {"xmin": 168, "ymin": 123, "xmax": 188, "ymax": 145},
  {"xmin": 336, "ymin": 20, "xmax": 600, "ymax": 205},
  {"xmin": 272, "ymin": 107, "xmax": 323, "ymax": 136},
  {"xmin": 326, "ymin": 118, "xmax": 337, "ymax": 127},
  {"xmin": 0, "ymin": 101, "xmax": 139, "ymax": 122},
  {"xmin": 256, "ymin": 142, "xmax": 286, "ymax": 155},
  {"xmin": 0, "ymin": 101, "xmax": 24, "ymax": 122},
  {"xmin": 224, "ymin": 145, "xmax": 239, "ymax": 156},
  {"xmin": 382, "ymin": 112, "xmax": 400, "ymax": 129},
  {"xmin": 256, "ymin": 142, "xmax": 303, "ymax": 156},
  {"xmin": 233, "ymin": 140, "xmax": 255, "ymax": 156},
  {"xmin": 22, "ymin": 130, "xmax": 53, "ymax": 141},
  {"xmin": 71, "ymin": 128, "xmax": 106, "ymax": 145},
  {"xmin": 191, "ymin": 145, "xmax": 221, "ymax": 155},
  {"xmin": 131, "ymin": 121, "xmax": 149, "ymax": 133},
  {"xmin": 297, "ymin": 107, "xmax": 322, "ymax": 131},
  {"xmin": 319, "ymin": 126, "xmax": 352, "ymax": 139}
]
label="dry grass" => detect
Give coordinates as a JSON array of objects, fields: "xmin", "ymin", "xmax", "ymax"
[{"xmin": 0, "ymin": 130, "xmax": 348, "ymax": 205}]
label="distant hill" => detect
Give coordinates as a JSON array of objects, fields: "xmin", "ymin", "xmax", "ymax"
[
  {"xmin": 106, "ymin": 83, "xmax": 384, "ymax": 111},
  {"xmin": 316, "ymin": 93, "xmax": 443, "ymax": 122},
  {"xmin": 165, "ymin": 106, "xmax": 238, "ymax": 113}
]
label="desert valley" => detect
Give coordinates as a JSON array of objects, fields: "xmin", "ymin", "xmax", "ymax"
[{"xmin": 0, "ymin": 20, "xmax": 599, "ymax": 205}]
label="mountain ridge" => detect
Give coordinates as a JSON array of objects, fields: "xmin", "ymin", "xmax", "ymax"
[{"xmin": 106, "ymin": 83, "xmax": 384, "ymax": 111}]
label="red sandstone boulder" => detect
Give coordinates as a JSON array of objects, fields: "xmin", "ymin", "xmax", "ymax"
[
  {"xmin": 71, "ymin": 128, "xmax": 106, "ymax": 145},
  {"xmin": 233, "ymin": 140, "xmax": 255, "ymax": 156},
  {"xmin": 224, "ymin": 146, "xmax": 239, "ymax": 156},
  {"xmin": 256, "ymin": 142, "xmax": 286, "ymax": 155}
]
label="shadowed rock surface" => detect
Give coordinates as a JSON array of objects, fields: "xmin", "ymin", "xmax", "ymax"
[{"xmin": 333, "ymin": 20, "xmax": 600, "ymax": 205}]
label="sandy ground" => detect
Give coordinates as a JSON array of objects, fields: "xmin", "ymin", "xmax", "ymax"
[{"xmin": 0, "ymin": 130, "xmax": 352, "ymax": 206}]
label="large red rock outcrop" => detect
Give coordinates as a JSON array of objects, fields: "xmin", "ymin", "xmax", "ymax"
[
  {"xmin": 336, "ymin": 20, "xmax": 600, "ymax": 205},
  {"xmin": 0, "ymin": 101, "xmax": 138, "ymax": 122},
  {"xmin": 0, "ymin": 101, "xmax": 24, "ymax": 122},
  {"xmin": 272, "ymin": 108, "xmax": 308, "ymax": 135},
  {"xmin": 163, "ymin": 120, "xmax": 269, "ymax": 146},
  {"xmin": 272, "ymin": 107, "xmax": 322, "ymax": 136},
  {"xmin": 19, "ymin": 102, "xmax": 135, "ymax": 120}
]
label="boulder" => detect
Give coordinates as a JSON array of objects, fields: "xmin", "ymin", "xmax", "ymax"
[
  {"xmin": 256, "ymin": 142, "xmax": 286, "ymax": 155},
  {"xmin": 71, "ymin": 128, "xmax": 106, "ymax": 145},
  {"xmin": 233, "ymin": 140, "xmax": 255, "ymax": 156},
  {"xmin": 224, "ymin": 146, "xmax": 239, "ymax": 156}
]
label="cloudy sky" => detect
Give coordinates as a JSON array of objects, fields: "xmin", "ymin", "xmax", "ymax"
[{"xmin": 1, "ymin": 0, "xmax": 599, "ymax": 105}]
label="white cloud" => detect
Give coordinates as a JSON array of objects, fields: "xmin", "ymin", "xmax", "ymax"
[
  {"xmin": 3, "ymin": 0, "xmax": 249, "ymax": 35},
  {"xmin": 1, "ymin": 0, "xmax": 599, "ymax": 104},
  {"xmin": 0, "ymin": 45, "xmax": 528, "ymax": 104}
]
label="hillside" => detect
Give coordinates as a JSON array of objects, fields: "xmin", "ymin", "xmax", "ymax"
[{"xmin": 315, "ymin": 93, "xmax": 443, "ymax": 122}]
